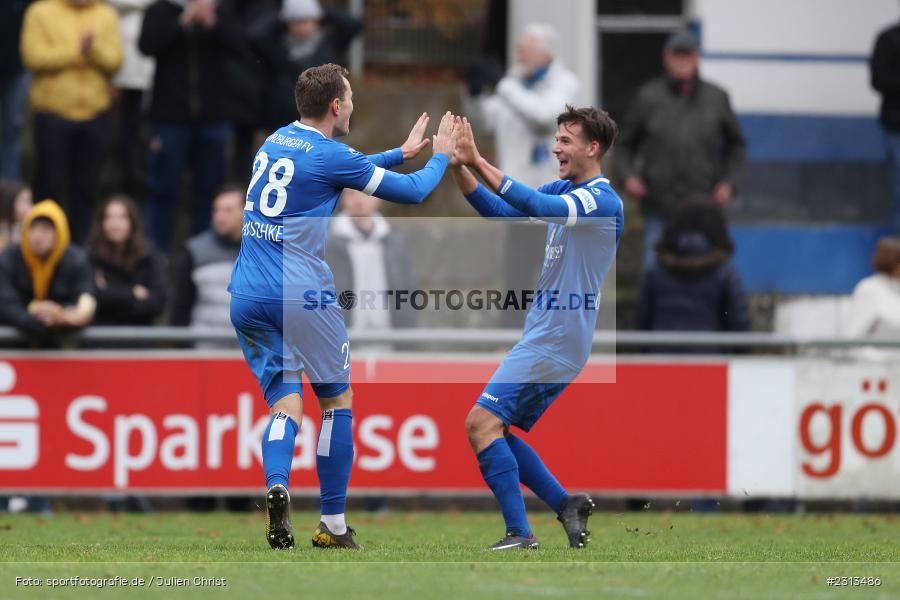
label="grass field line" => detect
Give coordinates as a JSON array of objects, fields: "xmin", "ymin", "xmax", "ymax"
[{"xmin": 3, "ymin": 560, "xmax": 900, "ymax": 564}]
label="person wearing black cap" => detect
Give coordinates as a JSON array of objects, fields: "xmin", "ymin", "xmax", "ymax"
[{"xmin": 615, "ymin": 29, "xmax": 746, "ymax": 267}]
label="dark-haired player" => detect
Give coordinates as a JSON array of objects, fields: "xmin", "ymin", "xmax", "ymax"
[
  {"xmin": 449, "ymin": 107, "xmax": 623, "ymax": 549},
  {"xmin": 229, "ymin": 63, "xmax": 456, "ymax": 550}
]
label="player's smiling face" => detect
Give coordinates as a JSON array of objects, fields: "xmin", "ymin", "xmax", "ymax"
[
  {"xmin": 553, "ymin": 122, "xmax": 598, "ymax": 182},
  {"xmin": 333, "ymin": 77, "xmax": 354, "ymax": 138}
]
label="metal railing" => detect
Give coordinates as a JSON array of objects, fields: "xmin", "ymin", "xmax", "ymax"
[{"xmin": 0, "ymin": 326, "xmax": 897, "ymax": 351}]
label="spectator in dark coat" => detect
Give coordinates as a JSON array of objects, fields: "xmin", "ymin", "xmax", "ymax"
[
  {"xmin": 256, "ymin": 0, "xmax": 362, "ymax": 130},
  {"xmin": 87, "ymin": 194, "xmax": 167, "ymax": 325},
  {"xmin": 635, "ymin": 201, "xmax": 750, "ymax": 354},
  {"xmin": 138, "ymin": 0, "xmax": 242, "ymax": 251},
  {"xmin": 871, "ymin": 20, "xmax": 900, "ymax": 233},
  {"xmin": 0, "ymin": 199, "xmax": 96, "ymax": 347},
  {"xmin": 615, "ymin": 30, "xmax": 746, "ymax": 266},
  {"xmin": 225, "ymin": 0, "xmax": 362, "ymax": 183},
  {"xmin": 0, "ymin": 1, "xmax": 31, "ymax": 181},
  {"xmin": 219, "ymin": 0, "xmax": 279, "ymax": 182}
]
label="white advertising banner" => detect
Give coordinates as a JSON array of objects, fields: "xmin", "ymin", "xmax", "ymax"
[
  {"xmin": 794, "ymin": 361, "xmax": 900, "ymax": 499},
  {"xmin": 727, "ymin": 360, "xmax": 795, "ymax": 497}
]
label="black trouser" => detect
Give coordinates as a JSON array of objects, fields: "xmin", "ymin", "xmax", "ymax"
[
  {"xmin": 33, "ymin": 111, "xmax": 109, "ymax": 243},
  {"xmin": 115, "ymin": 89, "xmax": 147, "ymax": 196},
  {"xmin": 230, "ymin": 123, "xmax": 258, "ymax": 186}
]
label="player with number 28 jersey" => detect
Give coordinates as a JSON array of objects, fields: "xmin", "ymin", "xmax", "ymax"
[{"xmin": 228, "ymin": 64, "xmax": 458, "ymax": 551}]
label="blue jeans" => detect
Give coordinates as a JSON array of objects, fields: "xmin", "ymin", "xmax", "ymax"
[
  {"xmin": 0, "ymin": 70, "xmax": 29, "ymax": 181},
  {"xmin": 642, "ymin": 214, "xmax": 664, "ymax": 269},
  {"xmin": 145, "ymin": 122, "xmax": 231, "ymax": 251},
  {"xmin": 885, "ymin": 132, "xmax": 900, "ymax": 234}
]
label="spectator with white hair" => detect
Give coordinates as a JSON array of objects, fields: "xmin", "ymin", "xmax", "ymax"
[
  {"xmin": 466, "ymin": 23, "xmax": 579, "ymax": 328},
  {"xmin": 470, "ymin": 23, "xmax": 579, "ymax": 188}
]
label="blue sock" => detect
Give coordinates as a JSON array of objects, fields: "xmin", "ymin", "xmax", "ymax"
[
  {"xmin": 261, "ymin": 412, "xmax": 298, "ymax": 489},
  {"xmin": 316, "ymin": 408, "xmax": 354, "ymax": 515},
  {"xmin": 507, "ymin": 434, "xmax": 568, "ymax": 514},
  {"xmin": 477, "ymin": 438, "xmax": 531, "ymax": 537}
]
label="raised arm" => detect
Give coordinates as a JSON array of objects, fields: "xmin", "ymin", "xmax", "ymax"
[
  {"xmin": 451, "ymin": 165, "xmax": 527, "ymax": 219},
  {"xmin": 366, "ymin": 148, "xmax": 404, "ymax": 169},
  {"xmin": 454, "ymin": 117, "xmax": 613, "ymax": 225},
  {"xmin": 328, "ymin": 112, "xmax": 457, "ymax": 204}
]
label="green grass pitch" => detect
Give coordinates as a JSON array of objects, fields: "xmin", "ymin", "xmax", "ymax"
[{"xmin": 0, "ymin": 510, "xmax": 898, "ymax": 599}]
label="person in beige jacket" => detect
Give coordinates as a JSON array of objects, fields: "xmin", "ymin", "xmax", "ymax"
[{"xmin": 20, "ymin": 0, "xmax": 122, "ymax": 243}]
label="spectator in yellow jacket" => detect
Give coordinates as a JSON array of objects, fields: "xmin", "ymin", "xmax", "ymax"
[{"xmin": 20, "ymin": 0, "xmax": 122, "ymax": 243}]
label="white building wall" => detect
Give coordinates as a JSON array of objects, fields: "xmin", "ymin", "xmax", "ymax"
[
  {"xmin": 694, "ymin": 0, "xmax": 897, "ymax": 55},
  {"xmin": 693, "ymin": 0, "xmax": 899, "ymax": 116}
]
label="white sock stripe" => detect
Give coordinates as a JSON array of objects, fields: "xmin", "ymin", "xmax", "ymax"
[
  {"xmin": 362, "ymin": 167, "xmax": 385, "ymax": 195},
  {"xmin": 267, "ymin": 412, "xmax": 288, "ymax": 442},
  {"xmin": 316, "ymin": 409, "xmax": 335, "ymax": 457}
]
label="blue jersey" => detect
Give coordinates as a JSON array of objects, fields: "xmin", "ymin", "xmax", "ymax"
[
  {"xmin": 465, "ymin": 175, "xmax": 623, "ymax": 370},
  {"xmin": 229, "ymin": 121, "xmax": 449, "ymax": 304}
]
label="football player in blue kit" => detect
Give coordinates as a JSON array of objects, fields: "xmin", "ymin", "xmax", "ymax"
[
  {"xmin": 228, "ymin": 64, "xmax": 457, "ymax": 549},
  {"xmin": 449, "ymin": 109, "xmax": 623, "ymax": 550}
]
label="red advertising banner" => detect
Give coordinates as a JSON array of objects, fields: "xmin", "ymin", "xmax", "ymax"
[{"xmin": 0, "ymin": 356, "xmax": 727, "ymax": 494}]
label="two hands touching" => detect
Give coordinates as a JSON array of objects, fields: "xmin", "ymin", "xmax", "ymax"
[
  {"xmin": 398, "ymin": 112, "xmax": 485, "ymax": 193},
  {"xmin": 448, "ymin": 117, "xmax": 482, "ymax": 168},
  {"xmin": 399, "ymin": 111, "xmax": 460, "ymax": 161}
]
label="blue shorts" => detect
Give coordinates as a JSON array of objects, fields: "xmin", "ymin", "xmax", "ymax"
[
  {"xmin": 230, "ymin": 295, "xmax": 350, "ymax": 407},
  {"xmin": 476, "ymin": 343, "xmax": 580, "ymax": 432}
]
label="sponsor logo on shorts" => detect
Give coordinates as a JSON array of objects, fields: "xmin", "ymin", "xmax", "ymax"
[
  {"xmin": 481, "ymin": 392, "xmax": 500, "ymax": 403},
  {"xmin": 500, "ymin": 179, "xmax": 512, "ymax": 195}
]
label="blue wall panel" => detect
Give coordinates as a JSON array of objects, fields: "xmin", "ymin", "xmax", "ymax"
[{"xmin": 730, "ymin": 224, "xmax": 888, "ymax": 294}]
